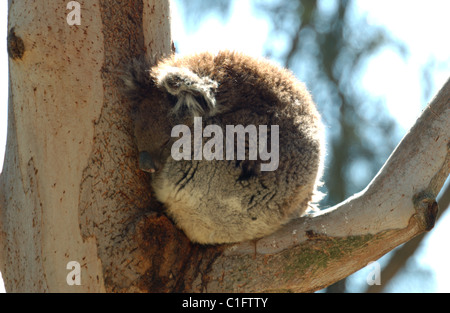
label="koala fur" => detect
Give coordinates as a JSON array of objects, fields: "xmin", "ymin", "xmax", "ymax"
[{"xmin": 123, "ymin": 50, "xmax": 325, "ymax": 244}]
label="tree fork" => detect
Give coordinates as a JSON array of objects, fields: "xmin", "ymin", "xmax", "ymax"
[
  {"xmin": 0, "ymin": 0, "xmax": 448, "ymax": 293},
  {"xmin": 199, "ymin": 78, "xmax": 449, "ymax": 292}
]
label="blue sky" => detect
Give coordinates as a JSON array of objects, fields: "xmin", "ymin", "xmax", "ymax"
[{"xmin": 0, "ymin": 0, "xmax": 449, "ymax": 292}]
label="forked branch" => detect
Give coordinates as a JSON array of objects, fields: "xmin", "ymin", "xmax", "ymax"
[{"xmin": 197, "ymin": 78, "xmax": 449, "ymax": 293}]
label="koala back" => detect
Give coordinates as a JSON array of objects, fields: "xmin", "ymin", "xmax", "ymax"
[{"xmin": 125, "ymin": 50, "xmax": 325, "ymax": 244}]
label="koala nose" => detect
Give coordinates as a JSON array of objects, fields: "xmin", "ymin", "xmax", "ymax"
[{"xmin": 139, "ymin": 151, "xmax": 157, "ymax": 173}]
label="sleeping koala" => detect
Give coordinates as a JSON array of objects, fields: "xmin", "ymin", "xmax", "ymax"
[{"xmin": 123, "ymin": 50, "xmax": 325, "ymax": 244}]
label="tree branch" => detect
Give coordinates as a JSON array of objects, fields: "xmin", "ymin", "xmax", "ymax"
[
  {"xmin": 196, "ymin": 78, "xmax": 450, "ymax": 293},
  {"xmin": 366, "ymin": 180, "xmax": 450, "ymax": 293}
]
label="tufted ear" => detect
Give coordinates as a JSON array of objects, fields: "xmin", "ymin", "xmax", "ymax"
[
  {"xmin": 153, "ymin": 65, "xmax": 219, "ymax": 117},
  {"xmin": 121, "ymin": 56, "xmax": 154, "ymax": 104}
]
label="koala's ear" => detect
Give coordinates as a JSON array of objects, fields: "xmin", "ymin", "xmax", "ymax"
[
  {"xmin": 121, "ymin": 56, "xmax": 154, "ymax": 103},
  {"xmin": 153, "ymin": 65, "xmax": 219, "ymax": 117}
]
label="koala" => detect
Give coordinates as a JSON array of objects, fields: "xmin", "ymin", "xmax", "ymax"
[{"xmin": 123, "ymin": 50, "xmax": 325, "ymax": 244}]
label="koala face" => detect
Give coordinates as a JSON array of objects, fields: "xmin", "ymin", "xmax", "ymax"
[
  {"xmin": 132, "ymin": 94, "xmax": 173, "ymax": 172},
  {"xmin": 124, "ymin": 51, "xmax": 325, "ymax": 244}
]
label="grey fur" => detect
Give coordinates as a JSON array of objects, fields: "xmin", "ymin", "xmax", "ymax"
[{"xmin": 124, "ymin": 50, "xmax": 325, "ymax": 244}]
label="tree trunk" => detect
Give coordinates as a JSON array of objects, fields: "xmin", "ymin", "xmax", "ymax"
[
  {"xmin": 0, "ymin": 1, "xmax": 449, "ymax": 293},
  {"xmin": 0, "ymin": 0, "xmax": 174, "ymax": 293}
]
